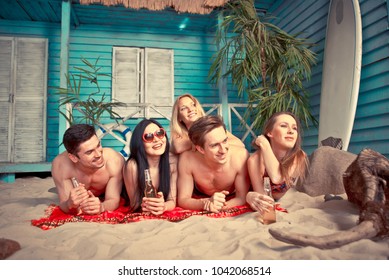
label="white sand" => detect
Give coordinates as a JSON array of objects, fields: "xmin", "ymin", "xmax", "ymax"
[{"xmin": 0, "ymin": 176, "xmax": 388, "ymax": 260}]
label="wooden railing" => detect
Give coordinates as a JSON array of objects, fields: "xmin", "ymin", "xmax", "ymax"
[{"xmin": 202, "ymin": 103, "xmax": 257, "ymax": 142}]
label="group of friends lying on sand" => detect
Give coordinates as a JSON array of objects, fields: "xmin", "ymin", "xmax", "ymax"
[{"xmin": 52, "ymin": 93, "xmax": 308, "ymax": 219}]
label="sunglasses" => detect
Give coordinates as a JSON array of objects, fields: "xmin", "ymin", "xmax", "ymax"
[{"xmin": 142, "ymin": 128, "xmax": 166, "ymax": 143}]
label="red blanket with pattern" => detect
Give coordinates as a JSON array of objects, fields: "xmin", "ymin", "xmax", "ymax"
[
  {"xmin": 31, "ymin": 203, "xmax": 254, "ymax": 230},
  {"xmin": 31, "ymin": 201, "xmax": 288, "ymax": 231}
]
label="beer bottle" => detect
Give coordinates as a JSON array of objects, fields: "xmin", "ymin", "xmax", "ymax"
[
  {"xmin": 261, "ymin": 177, "xmax": 276, "ymax": 224},
  {"xmin": 144, "ymin": 169, "xmax": 157, "ymax": 198}
]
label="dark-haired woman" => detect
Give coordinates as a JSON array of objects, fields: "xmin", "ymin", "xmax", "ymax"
[{"xmin": 123, "ymin": 119, "xmax": 177, "ymax": 215}]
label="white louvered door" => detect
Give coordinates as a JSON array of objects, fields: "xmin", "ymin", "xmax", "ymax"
[
  {"xmin": 0, "ymin": 37, "xmax": 47, "ymax": 163},
  {"xmin": 0, "ymin": 37, "xmax": 13, "ymax": 162}
]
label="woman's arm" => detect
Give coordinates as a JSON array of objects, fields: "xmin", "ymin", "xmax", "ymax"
[
  {"xmin": 163, "ymin": 159, "xmax": 178, "ymax": 211},
  {"xmin": 123, "ymin": 160, "xmax": 140, "ymax": 211},
  {"xmin": 255, "ymin": 135, "xmax": 283, "ymax": 184},
  {"xmin": 170, "ymin": 134, "xmax": 193, "ymax": 154},
  {"xmin": 246, "ymin": 150, "xmax": 274, "ymax": 212}
]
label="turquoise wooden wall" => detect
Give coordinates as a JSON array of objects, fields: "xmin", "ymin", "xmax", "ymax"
[
  {"xmin": 0, "ymin": 9, "xmax": 232, "ymax": 161},
  {"xmin": 269, "ymin": 0, "xmax": 389, "ymax": 158},
  {"xmin": 352, "ymin": 0, "xmax": 389, "ymax": 158},
  {"xmin": 0, "ymin": 0, "xmax": 388, "ymax": 163}
]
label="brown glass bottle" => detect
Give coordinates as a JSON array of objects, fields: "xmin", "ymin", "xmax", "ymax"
[
  {"xmin": 261, "ymin": 177, "xmax": 276, "ymax": 224},
  {"xmin": 144, "ymin": 169, "xmax": 157, "ymax": 198}
]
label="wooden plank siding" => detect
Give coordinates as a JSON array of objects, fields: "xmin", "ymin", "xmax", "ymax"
[
  {"xmin": 0, "ymin": 9, "xmax": 229, "ymax": 161},
  {"xmin": 269, "ymin": 0, "xmax": 389, "ymax": 158},
  {"xmin": 353, "ymin": 0, "xmax": 389, "ymax": 158}
]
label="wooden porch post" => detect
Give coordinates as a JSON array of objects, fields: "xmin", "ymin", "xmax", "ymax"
[
  {"xmin": 58, "ymin": 0, "xmax": 71, "ymax": 153},
  {"xmin": 217, "ymin": 12, "xmax": 231, "ymax": 131}
]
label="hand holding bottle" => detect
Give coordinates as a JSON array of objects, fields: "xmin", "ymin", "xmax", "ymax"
[
  {"xmin": 79, "ymin": 191, "xmax": 104, "ymax": 215},
  {"xmin": 261, "ymin": 177, "xmax": 276, "ymax": 224},
  {"xmin": 67, "ymin": 177, "xmax": 88, "ymax": 214},
  {"xmin": 144, "ymin": 169, "xmax": 157, "ymax": 198},
  {"xmin": 142, "ymin": 192, "xmax": 165, "ymax": 215},
  {"xmin": 246, "ymin": 191, "xmax": 274, "ymax": 213}
]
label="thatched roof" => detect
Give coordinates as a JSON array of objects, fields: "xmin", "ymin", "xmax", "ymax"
[{"xmin": 80, "ymin": 0, "xmax": 230, "ymax": 14}]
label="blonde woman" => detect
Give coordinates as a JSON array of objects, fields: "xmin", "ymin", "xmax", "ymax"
[
  {"xmin": 246, "ymin": 111, "xmax": 308, "ymax": 213},
  {"xmin": 170, "ymin": 93, "xmax": 244, "ymax": 155}
]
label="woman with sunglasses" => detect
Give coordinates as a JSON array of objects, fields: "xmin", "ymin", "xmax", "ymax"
[
  {"xmin": 170, "ymin": 93, "xmax": 245, "ymax": 155},
  {"xmin": 123, "ymin": 119, "xmax": 177, "ymax": 215}
]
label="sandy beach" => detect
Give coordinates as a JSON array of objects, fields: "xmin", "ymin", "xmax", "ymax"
[{"xmin": 0, "ymin": 175, "xmax": 388, "ymax": 260}]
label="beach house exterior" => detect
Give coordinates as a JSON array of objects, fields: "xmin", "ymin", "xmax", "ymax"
[{"xmin": 0, "ymin": 0, "xmax": 388, "ymax": 182}]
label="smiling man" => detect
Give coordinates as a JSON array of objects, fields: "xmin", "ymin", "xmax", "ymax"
[
  {"xmin": 51, "ymin": 124, "xmax": 124, "ymax": 215},
  {"xmin": 177, "ymin": 115, "xmax": 250, "ymax": 213}
]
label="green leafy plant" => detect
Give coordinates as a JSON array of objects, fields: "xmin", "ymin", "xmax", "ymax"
[
  {"xmin": 53, "ymin": 57, "xmax": 125, "ymax": 126},
  {"xmin": 209, "ymin": 0, "xmax": 318, "ymax": 130}
]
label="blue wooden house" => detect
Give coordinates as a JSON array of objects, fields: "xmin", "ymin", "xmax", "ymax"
[{"xmin": 0, "ymin": 0, "xmax": 388, "ymax": 182}]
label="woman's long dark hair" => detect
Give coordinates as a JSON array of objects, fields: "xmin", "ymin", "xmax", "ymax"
[{"xmin": 123, "ymin": 119, "xmax": 171, "ymax": 211}]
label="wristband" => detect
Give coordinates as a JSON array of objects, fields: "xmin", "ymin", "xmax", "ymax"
[{"xmin": 202, "ymin": 199, "xmax": 212, "ymax": 212}]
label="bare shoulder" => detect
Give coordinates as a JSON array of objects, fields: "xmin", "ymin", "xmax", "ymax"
[
  {"xmin": 104, "ymin": 148, "xmax": 124, "ymax": 162},
  {"xmin": 123, "ymin": 159, "xmax": 138, "ymax": 185},
  {"xmin": 51, "ymin": 152, "xmax": 72, "ymax": 174},
  {"xmin": 182, "ymin": 149, "xmax": 200, "ymax": 160},
  {"xmin": 51, "ymin": 153, "xmax": 77, "ymax": 185},
  {"xmin": 178, "ymin": 150, "xmax": 198, "ymax": 170},
  {"xmin": 52, "ymin": 152, "xmax": 67, "ymax": 166},
  {"xmin": 231, "ymin": 146, "xmax": 249, "ymax": 160},
  {"xmin": 124, "ymin": 158, "xmax": 138, "ymax": 173},
  {"xmin": 169, "ymin": 153, "xmax": 178, "ymax": 173},
  {"xmin": 178, "ymin": 150, "xmax": 193, "ymax": 161},
  {"xmin": 104, "ymin": 148, "xmax": 124, "ymax": 173}
]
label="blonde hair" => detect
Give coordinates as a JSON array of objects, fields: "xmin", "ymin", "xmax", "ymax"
[
  {"xmin": 263, "ymin": 111, "xmax": 308, "ymax": 187},
  {"xmin": 170, "ymin": 93, "xmax": 205, "ymax": 138}
]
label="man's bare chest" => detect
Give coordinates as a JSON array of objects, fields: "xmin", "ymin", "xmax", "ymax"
[
  {"xmin": 76, "ymin": 170, "xmax": 109, "ymax": 191},
  {"xmin": 193, "ymin": 168, "xmax": 236, "ymax": 191}
]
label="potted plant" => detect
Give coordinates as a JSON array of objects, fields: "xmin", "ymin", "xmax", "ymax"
[{"xmin": 209, "ymin": 0, "xmax": 318, "ymax": 130}]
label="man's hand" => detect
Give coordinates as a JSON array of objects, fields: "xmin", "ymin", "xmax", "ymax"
[
  {"xmin": 79, "ymin": 191, "xmax": 103, "ymax": 215},
  {"xmin": 203, "ymin": 190, "xmax": 229, "ymax": 213},
  {"xmin": 67, "ymin": 183, "xmax": 89, "ymax": 214},
  {"xmin": 142, "ymin": 192, "xmax": 166, "ymax": 216}
]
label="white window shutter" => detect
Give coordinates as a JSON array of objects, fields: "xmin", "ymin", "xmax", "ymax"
[
  {"xmin": 145, "ymin": 48, "xmax": 174, "ymax": 119},
  {"xmin": 0, "ymin": 37, "xmax": 13, "ymax": 162},
  {"xmin": 112, "ymin": 47, "xmax": 142, "ymax": 118},
  {"xmin": 13, "ymin": 38, "xmax": 47, "ymax": 162}
]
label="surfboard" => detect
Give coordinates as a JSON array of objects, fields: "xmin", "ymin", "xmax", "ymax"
[{"xmin": 318, "ymin": 0, "xmax": 362, "ymax": 151}]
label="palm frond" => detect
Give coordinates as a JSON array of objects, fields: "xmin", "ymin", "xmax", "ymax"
[
  {"xmin": 51, "ymin": 57, "xmax": 125, "ymax": 126},
  {"xmin": 209, "ymin": 0, "xmax": 317, "ymax": 131}
]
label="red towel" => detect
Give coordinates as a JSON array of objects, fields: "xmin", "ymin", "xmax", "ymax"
[{"xmin": 31, "ymin": 203, "xmax": 254, "ymax": 230}]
